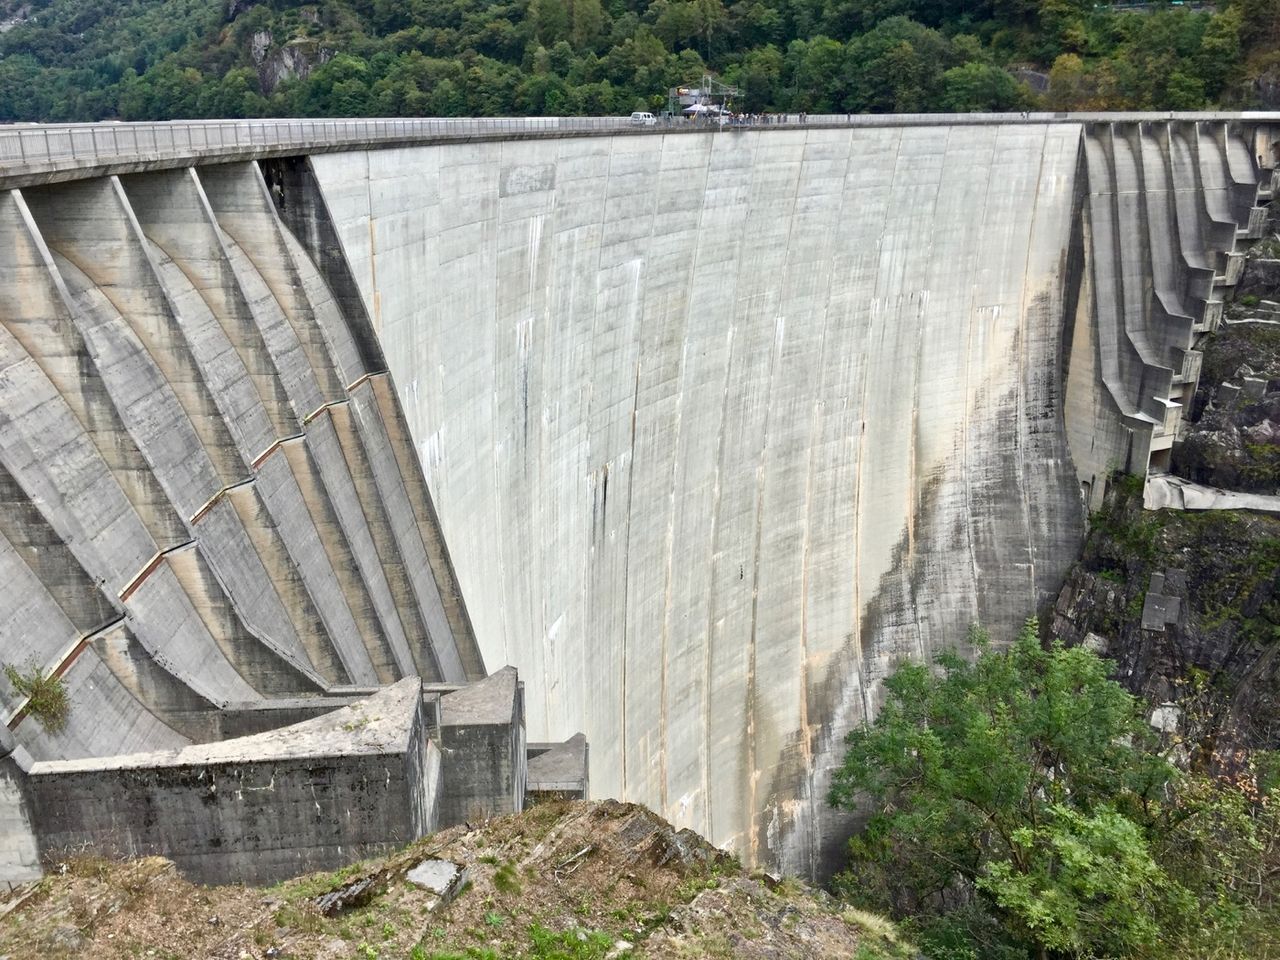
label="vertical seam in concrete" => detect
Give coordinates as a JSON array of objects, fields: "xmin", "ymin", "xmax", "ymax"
[
  {"xmin": 696, "ymin": 127, "xmax": 739, "ymax": 843},
  {"xmin": 956, "ymin": 136, "xmax": 989, "ymax": 621},
  {"xmin": 796, "ymin": 127, "xmax": 854, "ymax": 870},
  {"xmin": 853, "ymin": 125, "xmax": 903, "ymax": 678},
  {"xmin": 362, "ymin": 151, "xmax": 380, "ymax": 338},
  {"xmin": 743, "ymin": 126, "xmax": 805, "ymax": 862},
  {"xmin": 1014, "ymin": 125, "xmax": 1051, "ymax": 599},
  {"xmin": 904, "ymin": 125, "xmax": 953, "ymax": 659},
  {"xmin": 621, "ymin": 132, "xmax": 667, "ymax": 816}
]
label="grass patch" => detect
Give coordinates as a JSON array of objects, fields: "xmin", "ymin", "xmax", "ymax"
[
  {"xmin": 492, "ymin": 861, "xmax": 521, "ymax": 896},
  {"xmin": 277, "ymin": 859, "xmax": 370, "ymax": 902},
  {"xmin": 842, "ymin": 906, "xmax": 902, "ymax": 944},
  {"xmin": 527, "ymin": 924, "xmax": 614, "ymax": 958},
  {"xmin": 272, "ymin": 903, "xmax": 324, "ymax": 933}
]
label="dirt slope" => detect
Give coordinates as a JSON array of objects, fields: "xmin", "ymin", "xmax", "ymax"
[{"xmin": 0, "ymin": 800, "xmax": 907, "ymax": 959}]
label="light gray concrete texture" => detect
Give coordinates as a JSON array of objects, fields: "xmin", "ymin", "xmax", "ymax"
[
  {"xmin": 1067, "ymin": 122, "xmax": 1268, "ymax": 505},
  {"xmin": 1145, "ymin": 474, "xmax": 1280, "ymax": 513},
  {"xmin": 261, "ymin": 155, "xmax": 485, "ymax": 682},
  {"xmin": 0, "ymin": 115, "xmax": 1268, "ymax": 882},
  {"xmin": 438, "ymin": 667, "xmax": 527, "ymax": 824},
  {"xmin": 24, "ymin": 678, "xmax": 442, "ymax": 885},
  {"xmin": 527, "ymin": 733, "xmax": 589, "ymax": 799},
  {"xmin": 0, "ymin": 152, "xmax": 482, "ymax": 772},
  {"xmin": 312, "ymin": 122, "xmax": 1103, "ymax": 874},
  {"xmin": 0, "ymin": 764, "xmax": 40, "ymax": 886}
]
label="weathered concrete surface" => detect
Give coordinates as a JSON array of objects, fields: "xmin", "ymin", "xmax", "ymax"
[
  {"xmin": 528, "ymin": 733, "xmax": 589, "ymax": 801},
  {"xmin": 438, "ymin": 666, "xmax": 526, "ymax": 825},
  {"xmin": 1068, "ymin": 123, "xmax": 1261, "ymax": 502},
  {"xmin": 21, "ymin": 678, "xmax": 441, "ymax": 885},
  {"xmin": 1145, "ymin": 473, "xmax": 1280, "ymax": 513},
  {"xmin": 0, "ymin": 159, "xmax": 484, "ymax": 772},
  {"xmin": 0, "ymin": 116, "xmax": 1267, "ymax": 881},
  {"xmin": 0, "ymin": 729, "xmax": 40, "ymax": 887},
  {"xmin": 310, "ymin": 124, "xmax": 1096, "ymax": 874}
]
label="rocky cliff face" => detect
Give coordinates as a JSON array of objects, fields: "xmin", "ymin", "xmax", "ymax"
[
  {"xmin": 1174, "ymin": 255, "xmax": 1280, "ymax": 494},
  {"xmin": 1056, "ymin": 238, "xmax": 1280, "ymax": 764},
  {"xmin": 228, "ymin": 2, "xmax": 330, "ymax": 95},
  {"xmin": 1053, "ymin": 479, "xmax": 1280, "ymax": 764},
  {"xmin": 249, "ymin": 32, "xmax": 330, "ymax": 94}
]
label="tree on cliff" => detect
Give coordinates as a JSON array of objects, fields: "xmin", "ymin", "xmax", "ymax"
[{"xmin": 829, "ymin": 619, "xmax": 1279, "ymax": 959}]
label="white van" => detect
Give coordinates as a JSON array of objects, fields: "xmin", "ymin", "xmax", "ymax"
[{"xmin": 629, "ymin": 111, "xmax": 657, "ymax": 126}]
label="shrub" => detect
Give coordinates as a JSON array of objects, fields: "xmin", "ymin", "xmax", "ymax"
[
  {"xmin": 829, "ymin": 619, "xmax": 1279, "ymax": 959},
  {"xmin": 3, "ymin": 661, "xmax": 69, "ymax": 732}
]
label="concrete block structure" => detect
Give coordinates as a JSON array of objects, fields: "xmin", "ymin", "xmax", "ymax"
[
  {"xmin": 22, "ymin": 679, "xmax": 439, "ymax": 885},
  {"xmin": 528, "ymin": 734, "xmax": 590, "ymax": 803},
  {"xmin": 0, "ymin": 673, "xmax": 535, "ymax": 885},
  {"xmin": 437, "ymin": 667, "xmax": 528, "ymax": 825},
  {"xmin": 0, "ymin": 114, "xmax": 1274, "ymax": 881}
]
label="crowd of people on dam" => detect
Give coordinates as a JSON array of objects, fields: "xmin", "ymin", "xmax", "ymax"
[{"xmin": 644, "ymin": 111, "xmax": 814, "ymax": 127}]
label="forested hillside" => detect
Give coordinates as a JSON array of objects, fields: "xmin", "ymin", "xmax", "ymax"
[{"xmin": 1, "ymin": 0, "xmax": 1280, "ymax": 121}]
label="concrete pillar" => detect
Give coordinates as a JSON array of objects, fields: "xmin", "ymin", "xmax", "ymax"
[{"xmin": 0, "ymin": 732, "xmax": 41, "ymax": 887}]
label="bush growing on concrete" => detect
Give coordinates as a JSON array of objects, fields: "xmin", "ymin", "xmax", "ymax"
[{"xmin": 3, "ymin": 662, "xmax": 69, "ymax": 733}]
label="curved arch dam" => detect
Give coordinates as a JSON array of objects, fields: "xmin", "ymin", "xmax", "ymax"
[{"xmin": 0, "ymin": 116, "xmax": 1273, "ymax": 877}]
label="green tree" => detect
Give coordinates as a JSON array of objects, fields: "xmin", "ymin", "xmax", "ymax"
[
  {"xmin": 785, "ymin": 35, "xmax": 847, "ymax": 111},
  {"xmin": 844, "ymin": 17, "xmax": 958, "ymax": 112},
  {"xmin": 531, "ymin": 0, "xmax": 571, "ymax": 46},
  {"xmin": 733, "ymin": 44, "xmax": 783, "ymax": 111},
  {"xmin": 829, "ymin": 620, "xmax": 1184, "ymax": 957},
  {"xmin": 571, "ymin": 0, "xmax": 605, "ymax": 50},
  {"xmin": 831, "ymin": 619, "xmax": 1280, "ymax": 958},
  {"xmin": 940, "ymin": 62, "xmax": 1034, "ymax": 111},
  {"xmin": 0, "ymin": 0, "xmax": 1265, "ymax": 120},
  {"xmin": 1046, "ymin": 52, "xmax": 1091, "ymax": 110},
  {"xmin": 978, "ymin": 804, "xmax": 1176, "ymax": 955}
]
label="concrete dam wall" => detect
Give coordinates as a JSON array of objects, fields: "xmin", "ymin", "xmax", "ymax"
[
  {"xmin": 0, "ymin": 116, "xmax": 1272, "ymax": 879},
  {"xmin": 302, "ymin": 119, "xmax": 1270, "ymax": 873}
]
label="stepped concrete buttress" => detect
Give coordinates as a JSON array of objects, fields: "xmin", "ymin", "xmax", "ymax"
[{"xmin": 0, "ymin": 115, "xmax": 1275, "ymax": 880}]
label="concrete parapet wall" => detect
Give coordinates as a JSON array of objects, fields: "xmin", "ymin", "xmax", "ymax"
[{"xmin": 2, "ymin": 114, "xmax": 1277, "ymax": 191}]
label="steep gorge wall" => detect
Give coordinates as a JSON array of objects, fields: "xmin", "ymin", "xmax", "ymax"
[{"xmin": 308, "ymin": 124, "xmax": 1094, "ymax": 874}]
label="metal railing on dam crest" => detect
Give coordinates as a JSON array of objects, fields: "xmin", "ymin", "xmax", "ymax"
[{"xmin": 2, "ymin": 111, "xmax": 1279, "ymax": 187}]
